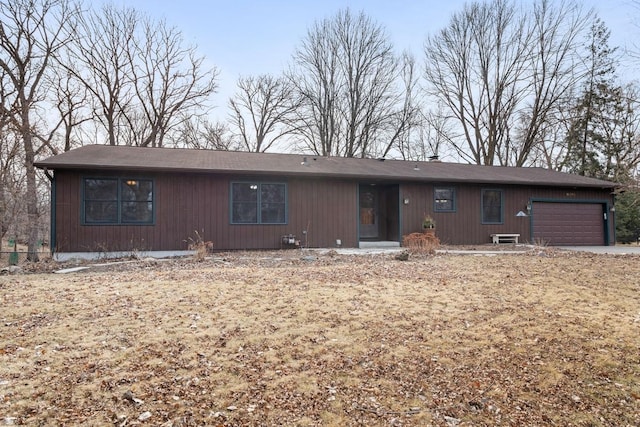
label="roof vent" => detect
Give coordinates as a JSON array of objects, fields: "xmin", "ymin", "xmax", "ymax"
[{"xmin": 428, "ymin": 155, "xmax": 440, "ymax": 162}]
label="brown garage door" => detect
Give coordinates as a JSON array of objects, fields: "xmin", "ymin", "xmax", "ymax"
[{"xmin": 532, "ymin": 202, "xmax": 605, "ymax": 245}]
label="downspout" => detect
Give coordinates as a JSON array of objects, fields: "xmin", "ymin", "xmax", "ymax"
[
  {"xmin": 356, "ymin": 184, "xmax": 360, "ymax": 248},
  {"xmin": 528, "ymin": 199, "xmax": 534, "ymax": 244},
  {"xmin": 610, "ymin": 194, "xmax": 616, "ymax": 246},
  {"xmin": 43, "ymin": 169, "xmax": 55, "ymax": 255},
  {"xmin": 398, "ymin": 186, "xmax": 403, "ymax": 245}
]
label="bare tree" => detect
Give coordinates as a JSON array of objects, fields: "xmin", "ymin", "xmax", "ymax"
[
  {"xmin": 0, "ymin": 67, "xmax": 14, "ymax": 131},
  {"xmin": 0, "ymin": 0, "xmax": 77, "ymax": 260},
  {"xmin": 50, "ymin": 68, "xmax": 91, "ymax": 152},
  {"xmin": 510, "ymin": 0, "xmax": 592, "ymax": 166},
  {"xmin": 424, "ymin": 0, "xmax": 592, "ymax": 166},
  {"xmin": 65, "ymin": 3, "xmax": 137, "ymax": 146},
  {"xmin": 379, "ymin": 52, "xmax": 422, "ymax": 158},
  {"xmin": 402, "ymin": 102, "xmax": 459, "ymax": 162},
  {"xmin": 528, "ymin": 93, "xmax": 576, "ymax": 170},
  {"xmin": 65, "ymin": 4, "xmax": 218, "ymax": 148},
  {"xmin": 289, "ymin": 9, "xmax": 404, "ymax": 158},
  {"xmin": 177, "ymin": 116, "xmax": 237, "ymax": 151},
  {"xmin": 229, "ymin": 74, "xmax": 297, "ymax": 152},
  {"xmin": 128, "ymin": 17, "xmax": 219, "ymax": 147},
  {"xmin": 0, "ymin": 106, "xmax": 21, "ymax": 252}
]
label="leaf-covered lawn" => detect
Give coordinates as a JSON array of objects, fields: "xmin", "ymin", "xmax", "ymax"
[{"xmin": 1, "ymin": 250, "xmax": 639, "ymax": 426}]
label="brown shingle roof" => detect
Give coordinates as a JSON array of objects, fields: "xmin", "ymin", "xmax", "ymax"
[{"xmin": 35, "ymin": 144, "xmax": 617, "ymax": 189}]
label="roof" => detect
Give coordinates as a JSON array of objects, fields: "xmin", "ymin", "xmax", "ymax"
[{"xmin": 35, "ymin": 144, "xmax": 617, "ymax": 189}]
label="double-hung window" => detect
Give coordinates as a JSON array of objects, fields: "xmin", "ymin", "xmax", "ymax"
[
  {"xmin": 231, "ymin": 182, "xmax": 287, "ymax": 224},
  {"xmin": 481, "ymin": 189, "xmax": 503, "ymax": 224},
  {"xmin": 434, "ymin": 187, "xmax": 456, "ymax": 212},
  {"xmin": 83, "ymin": 178, "xmax": 154, "ymax": 224}
]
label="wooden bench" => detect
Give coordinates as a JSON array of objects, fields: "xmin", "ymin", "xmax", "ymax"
[{"xmin": 491, "ymin": 233, "xmax": 520, "ymax": 244}]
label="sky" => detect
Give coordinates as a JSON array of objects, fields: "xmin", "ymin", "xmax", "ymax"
[{"xmin": 113, "ymin": 0, "xmax": 640, "ymax": 117}]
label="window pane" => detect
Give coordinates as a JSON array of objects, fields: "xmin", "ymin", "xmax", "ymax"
[
  {"xmin": 121, "ymin": 179, "xmax": 153, "ymax": 223},
  {"xmin": 232, "ymin": 183, "xmax": 258, "ymax": 202},
  {"xmin": 84, "ymin": 179, "xmax": 118, "ymax": 223},
  {"xmin": 233, "ymin": 203, "xmax": 258, "ymax": 223},
  {"xmin": 261, "ymin": 183, "xmax": 286, "ymax": 223},
  {"xmin": 482, "ymin": 190, "xmax": 502, "ymax": 223},
  {"xmin": 261, "ymin": 203, "xmax": 285, "ymax": 223},
  {"xmin": 261, "ymin": 183, "xmax": 285, "ymax": 203},
  {"xmin": 121, "ymin": 202, "xmax": 153, "ymax": 222},
  {"xmin": 85, "ymin": 201, "xmax": 118, "ymax": 223},
  {"xmin": 85, "ymin": 178, "xmax": 117, "ymax": 200},
  {"xmin": 232, "ymin": 183, "xmax": 259, "ymax": 223},
  {"xmin": 435, "ymin": 188, "xmax": 454, "ymax": 211},
  {"xmin": 121, "ymin": 180, "xmax": 153, "ymax": 201}
]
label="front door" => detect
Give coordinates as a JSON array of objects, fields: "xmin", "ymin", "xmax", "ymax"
[{"xmin": 359, "ymin": 185, "xmax": 379, "ymax": 239}]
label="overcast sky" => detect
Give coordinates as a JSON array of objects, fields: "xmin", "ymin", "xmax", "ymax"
[{"xmin": 113, "ymin": 0, "xmax": 639, "ymax": 115}]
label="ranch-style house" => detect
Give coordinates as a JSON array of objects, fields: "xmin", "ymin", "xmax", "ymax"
[{"xmin": 35, "ymin": 145, "xmax": 617, "ymax": 259}]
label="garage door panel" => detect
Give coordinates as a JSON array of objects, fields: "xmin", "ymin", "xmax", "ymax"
[{"xmin": 532, "ymin": 202, "xmax": 605, "ymax": 246}]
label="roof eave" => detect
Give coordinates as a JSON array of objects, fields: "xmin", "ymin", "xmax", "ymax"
[{"xmin": 36, "ymin": 163, "xmax": 617, "ymax": 189}]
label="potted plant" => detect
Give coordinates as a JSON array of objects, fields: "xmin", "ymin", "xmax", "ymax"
[{"xmin": 422, "ymin": 214, "xmax": 436, "ymax": 230}]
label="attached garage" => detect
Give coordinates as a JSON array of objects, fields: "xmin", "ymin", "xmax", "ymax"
[{"xmin": 531, "ymin": 201, "xmax": 609, "ymax": 246}]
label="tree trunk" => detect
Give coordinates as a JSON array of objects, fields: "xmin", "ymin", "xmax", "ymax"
[{"xmin": 21, "ymin": 111, "xmax": 39, "ymax": 262}]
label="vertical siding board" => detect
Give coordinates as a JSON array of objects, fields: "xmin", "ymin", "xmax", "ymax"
[
  {"xmin": 70, "ymin": 171, "xmax": 83, "ymax": 250},
  {"xmin": 158, "ymin": 174, "xmax": 168, "ymax": 250},
  {"xmin": 56, "ymin": 170, "xmax": 75, "ymax": 252},
  {"xmin": 218, "ymin": 176, "xmax": 229, "ymax": 250}
]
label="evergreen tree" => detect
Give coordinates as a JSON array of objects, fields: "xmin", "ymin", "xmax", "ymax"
[
  {"xmin": 614, "ymin": 190, "xmax": 640, "ymax": 243},
  {"xmin": 563, "ymin": 18, "xmax": 618, "ymax": 178}
]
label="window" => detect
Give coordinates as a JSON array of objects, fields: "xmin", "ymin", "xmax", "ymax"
[
  {"xmin": 482, "ymin": 189, "xmax": 503, "ymax": 224},
  {"xmin": 83, "ymin": 178, "xmax": 154, "ymax": 224},
  {"xmin": 231, "ymin": 182, "xmax": 287, "ymax": 224},
  {"xmin": 434, "ymin": 187, "xmax": 456, "ymax": 212}
]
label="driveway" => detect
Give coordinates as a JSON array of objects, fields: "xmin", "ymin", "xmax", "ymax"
[
  {"xmin": 558, "ymin": 245, "xmax": 640, "ymax": 254},
  {"xmin": 319, "ymin": 245, "xmax": 640, "ymax": 256}
]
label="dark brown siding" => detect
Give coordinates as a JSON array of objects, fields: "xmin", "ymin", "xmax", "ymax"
[
  {"xmin": 399, "ymin": 183, "xmax": 614, "ymax": 245},
  {"xmin": 53, "ymin": 170, "xmax": 358, "ymax": 252},
  {"xmin": 53, "ymin": 169, "xmax": 615, "ymax": 252}
]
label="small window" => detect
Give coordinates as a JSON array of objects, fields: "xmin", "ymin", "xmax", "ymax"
[
  {"xmin": 84, "ymin": 178, "xmax": 118, "ymax": 223},
  {"xmin": 83, "ymin": 178, "xmax": 154, "ymax": 225},
  {"xmin": 231, "ymin": 182, "xmax": 287, "ymax": 224},
  {"xmin": 482, "ymin": 189, "xmax": 503, "ymax": 224},
  {"xmin": 121, "ymin": 179, "xmax": 154, "ymax": 223},
  {"xmin": 434, "ymin": 187, "xmax": 456, "ymax": 212}
]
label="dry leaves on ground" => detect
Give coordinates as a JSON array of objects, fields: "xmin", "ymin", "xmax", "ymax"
[{"xmin": 0, "ymin": 249, "xmax": 639, "ymax": 426}]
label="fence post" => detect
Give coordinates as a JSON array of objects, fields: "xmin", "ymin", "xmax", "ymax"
[{"xmin": 8, "ymin": 238, "xmax": 18, "ymax": 265}]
